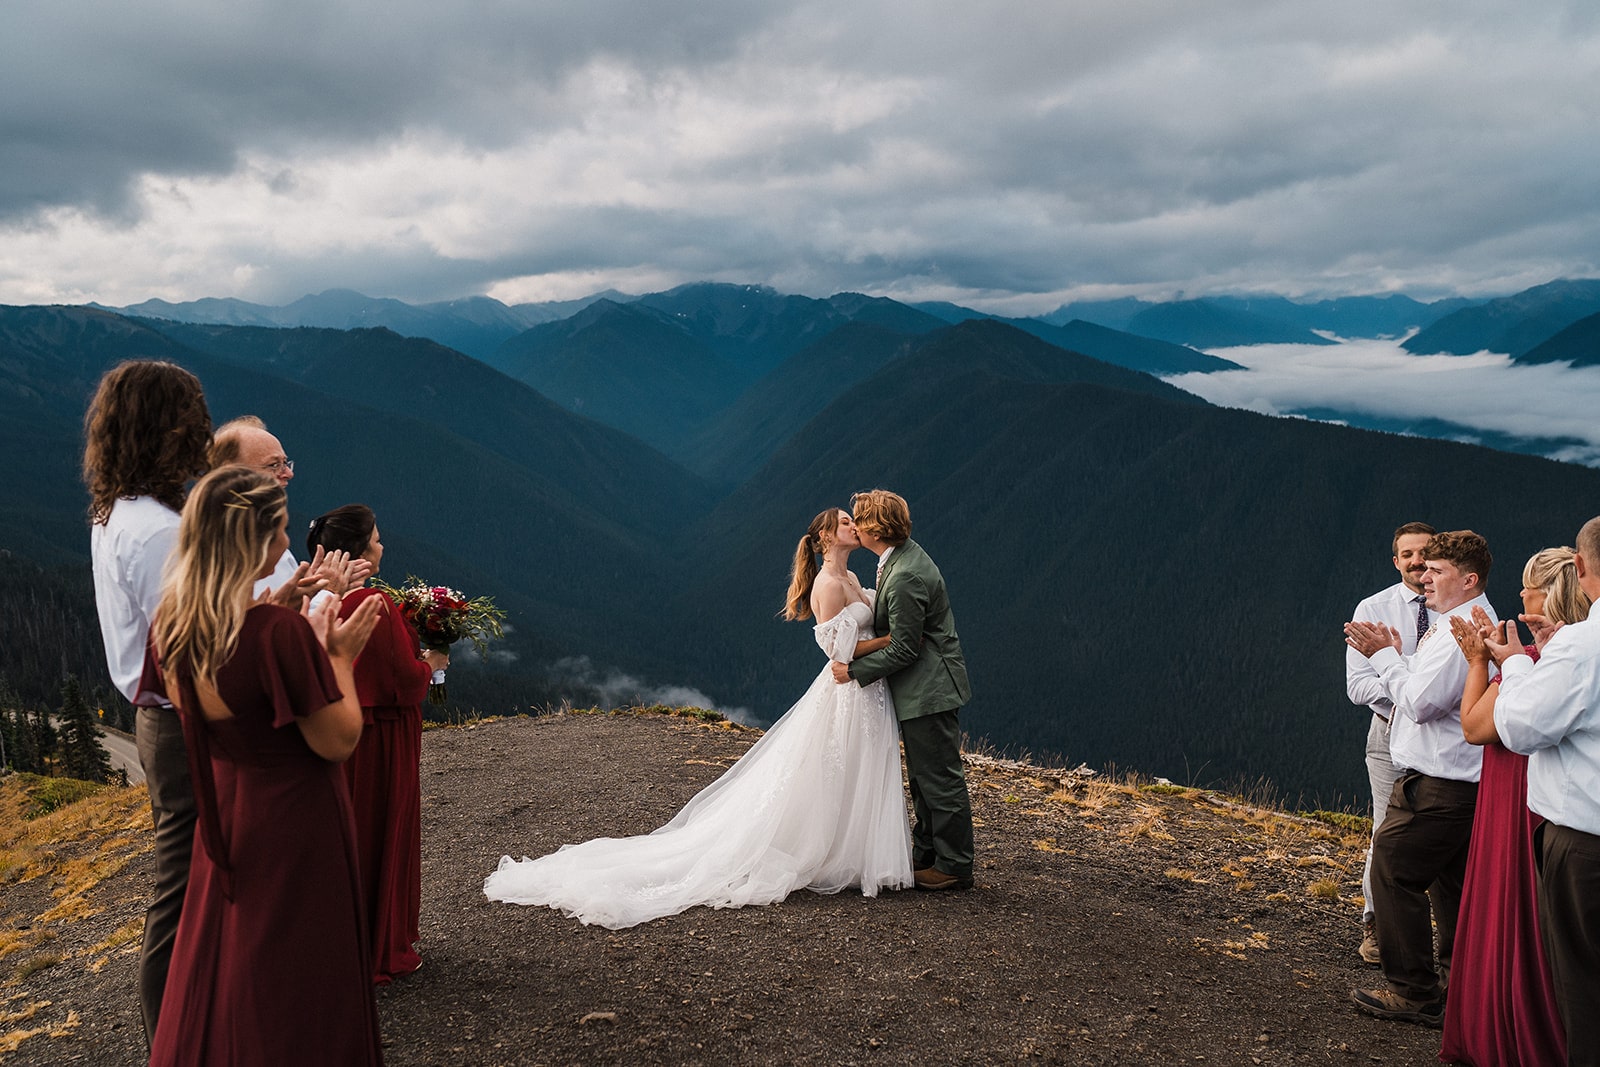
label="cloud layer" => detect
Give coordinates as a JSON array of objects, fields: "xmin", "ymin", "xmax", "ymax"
[
  {"xmin": 1169, "ymin": 339, "xmax": 1600, "ymax": 467},
  {"xmin": 3, "ymin": 1, "xmax": 1599, "ymax": 308}
]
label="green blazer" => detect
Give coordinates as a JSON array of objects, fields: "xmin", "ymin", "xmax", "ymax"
[{"xmin": 851, "ymin": 539, "xmax": 971, "ymax": 721}]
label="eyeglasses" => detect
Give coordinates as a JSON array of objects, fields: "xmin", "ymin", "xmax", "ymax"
[{"xmin": 261, "ymin": 459, "xmax": 295, "ymax": 475}]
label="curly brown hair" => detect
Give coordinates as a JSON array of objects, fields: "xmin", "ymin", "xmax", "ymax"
[
  {"xmin": 83, "ymin": 361, "xmax": 211, "ymax": 524},
  {"xmin": 1424, "ymin": 530, "xmax": 1492, "ymax": 585}
]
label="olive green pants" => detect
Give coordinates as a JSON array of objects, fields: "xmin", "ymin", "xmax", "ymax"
[{"xmin": 899, "ymin": 709, "xmax": 974, "ymax": 878}]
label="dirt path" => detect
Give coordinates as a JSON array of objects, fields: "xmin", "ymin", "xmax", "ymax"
[{"xmin": 4, "ymin": 710, "xmax": 1448, "ymax": 1065}]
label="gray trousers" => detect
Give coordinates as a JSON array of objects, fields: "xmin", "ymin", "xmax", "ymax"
[
  {"xmin": 135, "ymin": 706, "xmax": 195, "ymax": 1045},
  {"xmin": 899, "ymin": 709, "xmax": 974, "ymax": 878},
  {"xmin": 1362, "ymin": 713, "xmax": 1400, "ymax": 918},
  {"xmin": 1536, "ymin": 821, "xmax": 1600, "ymax": 1067}
]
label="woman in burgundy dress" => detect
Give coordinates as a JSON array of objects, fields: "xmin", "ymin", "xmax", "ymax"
[
  {"xmin": 1443, "ymin": 547, "xmax": 1589, "ymax": 1066},
  {"xmin": 309, "ymin": 504, "xmax": 446, "ymax": 983},
  {"xmin": 147, "ymin": 466, "xmax": 384, "ymax": 1067}
]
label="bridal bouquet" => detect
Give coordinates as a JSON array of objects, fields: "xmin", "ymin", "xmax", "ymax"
[{"xmin": 370, "ymin": 577, "xmax": 507, "ymax": 704}]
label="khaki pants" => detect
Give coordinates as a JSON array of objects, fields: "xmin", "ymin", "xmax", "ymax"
[
  {"xmin": 135, "ymin": 706, "xmax": 195, "ymax": 1045},
  {"xmin": 1361, "ymin": 714, "xmax": 1400, "ymax": 918}
]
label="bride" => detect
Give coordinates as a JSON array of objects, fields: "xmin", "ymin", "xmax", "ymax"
[{"xmin": 483, "ymin": 507, "xmax": 913, "ymax": 928}]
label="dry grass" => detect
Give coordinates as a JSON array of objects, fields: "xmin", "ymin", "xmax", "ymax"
[
  {"xmin": 1306, "ymin": 878, "xmax": 1342, "ymax": 900},
  {"xmin": 9, "ymin": 953, "xmax": 63, "ymax": 983},
  {"xmin": 0, "ymin": 775, "xmax": 149, "ymax": 972}
]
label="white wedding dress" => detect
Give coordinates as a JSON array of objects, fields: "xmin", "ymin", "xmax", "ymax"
[{"xmin": 482, "ymin": 597, "xmax": 913, "ymax": 928}]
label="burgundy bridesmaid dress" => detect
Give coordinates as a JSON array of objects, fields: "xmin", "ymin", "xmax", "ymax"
[
  {"xmin": 149, "ymin": 605, "xmax": 382, "ymax": 1067},
  {"xmin": 341, "ymin": 586, "xmax": 430, "ymax": 984},
  {"xmin": 1440, "ymin": 649, "xmax": 1565, "ymax": 1066}
]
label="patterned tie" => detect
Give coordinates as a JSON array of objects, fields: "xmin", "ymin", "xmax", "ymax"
[{"xmin": 1413, "ymin": 595, "xmax": 1429, "ymax": 649}]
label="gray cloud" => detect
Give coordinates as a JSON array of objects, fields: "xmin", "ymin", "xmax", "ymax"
[{"xmin": 2, "ymin": 1, "xmax": 1598, "ymax": 307}]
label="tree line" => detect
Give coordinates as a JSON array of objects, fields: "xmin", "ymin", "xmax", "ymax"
[{"xmin": 1, "ymin": 674, "xmax": 120, "ymax": 784}]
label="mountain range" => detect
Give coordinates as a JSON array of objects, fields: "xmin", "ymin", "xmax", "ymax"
[
  {"xmin": 1403, "ymin": 278, "xmax": 1600, "ymax": 358},
  {"xmin": 9, "ymin": 282, "xmax": 1600, "ymax": 806}
]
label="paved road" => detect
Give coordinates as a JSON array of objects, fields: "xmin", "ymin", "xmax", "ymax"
[{"xmin": 98, "ymin": 728, "xmax": 144, "ymax": 786}]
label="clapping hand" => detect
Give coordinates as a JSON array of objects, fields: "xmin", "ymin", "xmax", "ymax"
[
  {"xmin": 302, "ymin": 589, "xmax": 382, "ymax": 662},
  {"xmin": 1470, "ymin": 605, "xmax": 1521, "ymax": 666},
  {"xmin": 1449, "ymin": 614, "xmax": 1490, "ymax": 664},
  {"xmin": 1520, "ymin": 612, "xmax": 1562, "ymax": 651},
  {"xmin": 307, "ymin": 547, "xmax": 372, "ymax": 597},
  {"xmin": 262, "ymin": 561, "xmax": 316, "ymax": 610},
  {"xmin": 1343, "ymin": 620, "xmax": 1401, "ymax": 658}
]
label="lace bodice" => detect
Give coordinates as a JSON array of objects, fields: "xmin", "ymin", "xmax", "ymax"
[{"xmin": 814, "ymin": 599, "xmax": 876, "ymax": 663}]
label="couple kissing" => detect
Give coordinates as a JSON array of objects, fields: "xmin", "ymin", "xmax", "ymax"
[{"xmin": 484, "ymin": 489, "xmax": 974, "ymax": 928}]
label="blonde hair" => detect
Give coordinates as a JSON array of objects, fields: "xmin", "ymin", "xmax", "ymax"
[
  {"xmin": 1525, "ymin": 546, "xmax": 1591, "ymax": 627},
  {"xmin": 851, "ymin": 489, "xmax": 911, "ymax": 546},
  {"xmin": 783, "ymin": 509, "xmax": 843, "ymax": 621},
  {"xmin": 152, "ymin": 466, "xmax": 287, "ymax": 687}
]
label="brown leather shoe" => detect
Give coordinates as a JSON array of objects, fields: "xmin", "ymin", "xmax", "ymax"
[
  {"xmin": 1359, "ymin": 918, "xmax": 1380, "ymax": 966},
  {"xmin": 1350, "ymin": 986, "xmax": 1443, "ymax": 1027},
  {"xmin": 914, "ymin": 867, "xmax": 973, "ymax": 891}
]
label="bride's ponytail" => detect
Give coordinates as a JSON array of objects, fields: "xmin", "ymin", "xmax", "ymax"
[
  {"xmin": 782, "ymin": 508, "xmax": 843, "ymax": 621},
  {"xmin": 783, "ymin": 534, "xmax": 818, "ymax": 621}
]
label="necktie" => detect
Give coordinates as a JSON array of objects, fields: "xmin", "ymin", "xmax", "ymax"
[{"xmin": 1413, "ymin": 595, "xmax": 1429, "ymax": 648}]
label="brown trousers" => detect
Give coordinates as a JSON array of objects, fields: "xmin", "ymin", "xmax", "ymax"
[
  {"xmin": 135, "ymin": 706, "xmax": 195, "ymax": 1046},
  {"xmin": 1536, "ymin": 821, "xmax": 1600, "ymax": 1067},
  {"xmin": 1369, "ymin": 771, "xmax": 1477, "ymax": 1000}
]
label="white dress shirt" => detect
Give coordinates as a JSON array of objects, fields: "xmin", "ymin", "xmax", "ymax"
[
  {"xmin": 1365, "ymin": 592, "xmax": 1496, "ymax": 782},
  {"xmin": 1347, "ymin": 581, "xmax": 1435, "ymax": 721},
  {"xmin": 253, "ymin": 549, "xmax": 299, "ymax": 599},
  {"xmin": 1494, "ymin": 602, "xmax": 1600, "ymax": 835},
  {"xmin": 90, "ymin": 496, "xmax": 179, "ymax": 704}
]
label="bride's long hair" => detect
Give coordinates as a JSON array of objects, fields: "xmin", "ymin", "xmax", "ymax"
[
  {"xmin": 152, "ymin": 466, "xmax": 287, "ymax": 688},
  {"xmin": 783, "ymin": 509, "xmax": 843, "ymax": 621}
]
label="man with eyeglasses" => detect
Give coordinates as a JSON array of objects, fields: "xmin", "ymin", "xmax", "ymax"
[{"xmin": 210, "ymin": 415, "xmax": 367, "ymax": 599}]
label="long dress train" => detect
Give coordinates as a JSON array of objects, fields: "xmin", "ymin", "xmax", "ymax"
[{"xmin": 483, "ymin": 599, "xmax": 913, "ymax": 929}]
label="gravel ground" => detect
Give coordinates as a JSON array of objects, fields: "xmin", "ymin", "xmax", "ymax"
[{"xmin": 3, "ymin": 710, "xmax": 1450, "ymax": 1065}]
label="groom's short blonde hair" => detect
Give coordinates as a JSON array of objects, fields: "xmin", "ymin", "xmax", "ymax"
[{"xmin": 852, "ymin": 489, "xmax": 911, "ymax": 546}]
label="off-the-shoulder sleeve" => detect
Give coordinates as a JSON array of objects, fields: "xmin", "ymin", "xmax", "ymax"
[
  {"xmin": 259, "ymin": 608, "xmax": 343, "ymax": 730},
  {"xmin": 814, "ymin": 610, "xmax": 861, "ymax": 664}
]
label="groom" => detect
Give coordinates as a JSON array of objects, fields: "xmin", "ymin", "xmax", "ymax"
[{"xmin": 831, "ymin": 489, "xmax": 975, "ymax": 890}]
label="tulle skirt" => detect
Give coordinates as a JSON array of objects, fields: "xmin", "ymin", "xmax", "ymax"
[{"xmin": 483, "ymin": 668, "xmax": 913, "ymax": 929}]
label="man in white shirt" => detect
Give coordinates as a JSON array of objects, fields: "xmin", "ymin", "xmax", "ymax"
[
  {"xmin": 1345, "ymin": 521, "xmax": 1435, "ymax": 965},
  {"xmin": 1491, "ymin": 516, "xmax": 1600, "ymax": 1064},
  {"xmin": 84, "ymin": 361, "xmax": 212, "ymax": 1044},
  {"xmin": 210, "ymin": 415, "xmax": 365, "ymax": 599},
  {"xmin": 1343, "ymin": 530, "xmax": 1495, "ymax": 1026}
]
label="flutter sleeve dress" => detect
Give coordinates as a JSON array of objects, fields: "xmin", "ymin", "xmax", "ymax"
[{"xmin": 148, "ymin": 604, "xmax": 383, "ymax": 1067}]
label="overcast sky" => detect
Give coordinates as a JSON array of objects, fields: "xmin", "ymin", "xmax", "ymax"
[{"xmin": 4, "ymin": 1, "xmax": 1598, "ymax": 312}]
